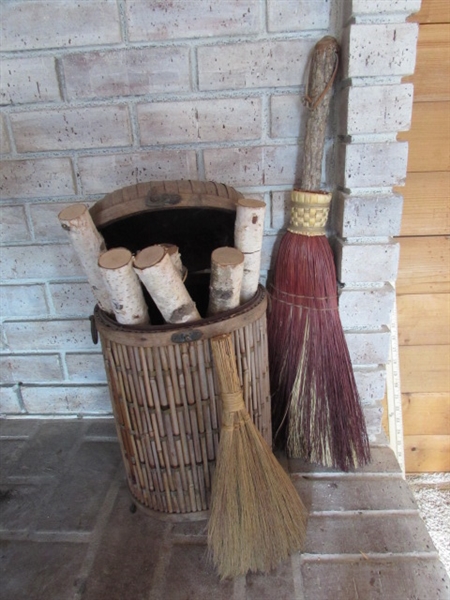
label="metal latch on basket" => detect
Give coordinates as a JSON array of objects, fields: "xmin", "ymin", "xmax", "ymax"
[{"xmin": 171, "ymin": 330, "xmax": 203, "ymax": 343}]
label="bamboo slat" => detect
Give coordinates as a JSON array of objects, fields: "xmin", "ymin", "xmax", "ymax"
[
  {"xmin": 399, "ymin": 344, "xmax": 450, "ymax": 393},
  {"xmin": 95, "ymin": 285, "xmax": 271, "ymax": 518},
  {"xmin": 403, "ymin": 24, "xmax": 450, "ymax": 101},
  {"xmin": 397, "ymin": 101, "xmax": 450, "ymax": 172},
  {"xmin": 404, "ymin": 434, "xmax": 450, "ymax": 472},
  {"xmin": 396, "ymin": 236, "xmax": 450, "ymax": 295},
  {"xmin": 408, "ymin": 0, "xmax": 450, "ymax": 24},
  {"xmin": 397, "ymin": 293, "xmax": 450, "ymax": 346},
  {"xmin": 396, "ymin": 171, "xmax": 450, "ymax": 236},
  {"xmin": 402, "ymin": 393, "xmax": 450, "ymax": 435}
]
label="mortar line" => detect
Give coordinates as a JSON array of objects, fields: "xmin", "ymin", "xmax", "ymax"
[
  {"xmin": 301, "ymin": 551, "xmax": 441, "ymax": 563},
  {"xmin": 291, "ymin": 552, "xmax": 306, "ymax": 600},
  {"xmin": 147, "ymin": 523, "xmax": 175, "ymax": 600}
]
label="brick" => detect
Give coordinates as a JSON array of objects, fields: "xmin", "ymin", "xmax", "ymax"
[
  {"xmin": 267, "ymin": 0, "xmax": 330, "ymax": 32},
  {"xmin": 1, "ymin": 0, "xmax": 121, "ymax": 51},
  {"xmin": 0, "ymin": 354, "xmax": 62, "ymax": 384},
  {"xmin": 1, "ymin": 116, "xmax": 11, "ymax": 154},
  {"xmin": 0, "ymin": 158, "xmax": 75, "ymax": 200},
  {"xmin": 160, "ymin": 544, "xmax": 234, "ymax": 600},
  {"xmin": 338, "ymin": 141, "xmax": 409, "ymax": 189},
  {"xmin": 339, "ymin": 84, "xmax": 414, "ymax": 135},
  {"xmin": 5, "ymin": 420, "xmax": 81, "ymax": 478},
  {"xmin": 345, "ymin": 328, "xmax": 391, "ymax": 364},
  {"xmin": 0, "ymin": 482, "xmax": 52, "ymax": 531},
  {"xmin": 29, "ymin": 202, "xmax": 77, "ymax": 242},
  {"xmin": 84, "ymin": 419, "xmax": 116, "ymax": 439},
  {"xmin": 343, "ymin": 23, "xmax": 419, "ymax": 78},
  {"xmin": 4, "ymin": 319, "xmax": 95, "ymax": 352},
  {"xmin": 0, "ymin": 205, "xmax": 32, "ymax": 243},
  {"xmin": 302, "ymin": 557, "xmax": 450, "ymax": 600},
  {"xmin": 246, "ymin": 559, "xmax": 295, "ymax": 600},
  {"xmin": 0, "ymin": 386, "xmax": 22, "ymax": 414},
  {"xmin": 338, "ymin": 240, "xmax": 400, "ymax": 283},
  {"xmin": 125, "ymin": 0, "xmax": 260, "ymax": 41},
  {"xmin": 354, "ymin": 366, "xmax": 387, "ymax": 404},
  {"xmin": 198, "ymin": 39, "xmax": 314, "ymax": 91},
  {"xmin": 271, "ymin": 190, "xmax": 290, "ymax": 230},
  {"xmin": 35, "ymin": 440, "xmax": 121, "ymax": 531},
  {"xmin": 82, "ymin": 483, "xmax": 166, "ymax": 599},
  {"xmin": 66, "ymin": 353, "xmax": 106, "ymax": 383},
  {"xmin": 63, "ymin": 47, "xmax": 191, "ymax": 100},
  {"xmin": 137, "ymin": 97, "xmax": 262, "ymax": 145},
  {"xmin": 204, "ymin": 145, "xmax": 300, "ymax": 187},
  {"xmin": 339, "ymin": 284, "xmax": 395, "ymax": 328},
  {"xmin": 270, "ymin": 94, "xmax": 308, "ymax": 139},
  {"xmin": 346, "ymin": 0, "xmax": 422, "ymax": 21},
  {"xmin": 294, "ymin": 475, "xmax": 417, "ymax": 513},
  {"xmin": 0, "ymin": 418, "xmax": 40, "ymax": 438},
  {"xmin": 49, "ymin": 282, "xmax": 97, "ymax": 317},
  {"xmin": 11, "ymin": 106, "xmax": 132, "ymax": 153},
  {"xmin": 0, "ymin": 244, "xmax": 84, "ymax": 281},
  {"xmin": 305, "ymin": 512, "xmax": 433, "ymax": 554},
  {"xmin": 363, "ymin": 404, "xmax": 385, "ymax": 442},
  {"xmin": 21, "ymin": 385, "xmax": 111, "ymax": 414},
  {"xmin": 78, "ymin": 151, "xmax": 198, "ymax": 195},
  {"xmin": 333, "ymin": 192, "xmax": 403, "ymax": 237},
  {"xmin": 0, "ymin": 540, "xmax": 87, "ymax": 600},
  {"xmin": 0, "ymin": 57, "xmax": 60, "ymax": 105},
  {"xmin": 3, "ymin": 286, "xmax": 34, "ymax": 320}
]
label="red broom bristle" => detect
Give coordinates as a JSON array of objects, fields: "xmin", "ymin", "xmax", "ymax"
[{"xmin": 267, "ymin": 231, "xmax": 371, "ymax": 471}]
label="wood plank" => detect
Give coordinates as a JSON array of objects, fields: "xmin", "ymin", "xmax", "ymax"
[
  {"xmin": 404, "ymin": 434, "xmax": 450, "ymax": 472},
  {"xmin": 396, "ymin": 236, "xmax": 450, "ymax": 295},
  {"xmin": 395, "ymin": 171, "xmax": 450, "ymax": 236},
  {"xmin": 403, "ymin": 24, "xmax": 450, "ymax": 101},
  {"xmin": 397, "ymin": 101, "xmax": 450, "ymax": 172},
  {"xmin": 408, "ymin": 0, "xmax": 450, "ymax": 24},
  {"xmin": 402, "ymin": 393, "xmax": 450, "ymax": 435},
  {"xmin": 399, "ymin": 344, "xmax": 450, "ymax": 393},
  {"xmin": 397, "ymin": 293, "xmax": 450, "ymax": 345}
]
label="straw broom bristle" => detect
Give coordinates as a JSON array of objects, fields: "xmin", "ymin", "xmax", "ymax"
[
  {"xmin": 268, "ymin": 231, "xmax": 371, "ymax": 471},
  {"xmin": 208, "ymin": 334, "xmax": 308, "ymax": 580}
]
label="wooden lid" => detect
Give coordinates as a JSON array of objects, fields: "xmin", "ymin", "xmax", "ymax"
[
  {"xmin": 58, "ymin": 203, "xmax": 88, "ymax": 221},
  {"xmin": 237, "ymin": 198, "xmax": 266, "ymax": 209},
  {"xmin": 211, "ymin": 247, "xmax": 244, "ymax": 266},
  {"xmin": 134, "ymin": 245, "xmax": 166, "ymax": 269},
  {"xmin": 98, "ymin": 247, "xmax": 132, "ymax": 269}
]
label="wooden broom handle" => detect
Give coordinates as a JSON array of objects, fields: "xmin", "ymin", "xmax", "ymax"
[{"xmin": 301, "ymin": 36, "xmax": 340, "ymax": 192}]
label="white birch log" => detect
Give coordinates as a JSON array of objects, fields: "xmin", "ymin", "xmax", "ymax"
[
  {"xmin": 158, "ymin": 243, "xmax": 185, "ymax": 280},
  {"xmin": 207, "ymin": 247, "xmax": 244, "ymax": 316},
  {"xmin": 134, "ymin": 246, "xmax": 201, "ymax": 324},
  {"xmin": 98, "ymin": 247, "xmax": 149, "ymax": 326},
  {"xmin": 234, "ymin": 199, "xmax": 266, "ymax": 303},
  {"xmin": 58, "ymin": 203, "xmax": 113, "ymax": 314}
]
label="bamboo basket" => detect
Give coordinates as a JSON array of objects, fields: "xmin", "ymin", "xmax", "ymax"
[{"xmin": 90, "ymin": 180, "xmax": 272, "ymax": 519}]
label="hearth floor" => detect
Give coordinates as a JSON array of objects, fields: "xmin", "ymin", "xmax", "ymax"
[{"xmin": 1, "ymin": 418, "xmax": 449, "ymax": 600}]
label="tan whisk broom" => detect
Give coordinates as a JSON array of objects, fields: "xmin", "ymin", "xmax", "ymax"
[{"xmin": 208, "ymin": 333, "xmax": 308, "ymax": 579}]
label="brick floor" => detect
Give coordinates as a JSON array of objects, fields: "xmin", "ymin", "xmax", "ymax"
[{"xmin": 1, "ymin": 418, "xmax": 449, "ymax": 600}]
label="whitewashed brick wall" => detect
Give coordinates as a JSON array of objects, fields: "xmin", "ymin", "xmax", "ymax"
[{"xmin": 0, "ymin": 0, "xmax": 420, "ymax": 443}]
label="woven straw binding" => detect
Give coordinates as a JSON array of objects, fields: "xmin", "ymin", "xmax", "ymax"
[{"xmin": 288, "ymin": 190, "xmax": 331, "ymax": 236}]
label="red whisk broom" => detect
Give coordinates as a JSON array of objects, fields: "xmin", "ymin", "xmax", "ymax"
[{"xmin": 267, "ymin": 36, "xmax": 370, "ymax": 471}]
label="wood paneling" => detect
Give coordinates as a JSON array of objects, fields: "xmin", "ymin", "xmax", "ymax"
[
  {"xmin": 402, "ymin": 393, "xmax": 450, "ymax": 435},
  {"xmin": 396, "ymin": 171, "xmax": 449, "ymax": 236},
  {"xmin": 397, "ymin": 293, "xmax": 450, "ymax": 346},
  {"xmin": 404, "ymin": 435, "xmax": 450, "ymax": 472},
  {"xmin": 409, "ymin": 0, "xmax": 450, "ymax": 24},
  {"xmin": 403, "ymin": 24, "xmax": 450, "ymax": 101},
  {"xmin": 397, "ymin": 101, "xmax": 450, "ymax": 172},
  {"xmin": 396, "ymin": 236, "xmax": 450, "ymax": 295},
  {"xmin": 399, "ymin": 344, "xmax": 450, "ymax": 393}
]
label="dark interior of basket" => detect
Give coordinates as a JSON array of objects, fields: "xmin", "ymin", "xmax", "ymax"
[{"xmin": 99, "ymin": 207, "xmax": 236, "ymax": 324}]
